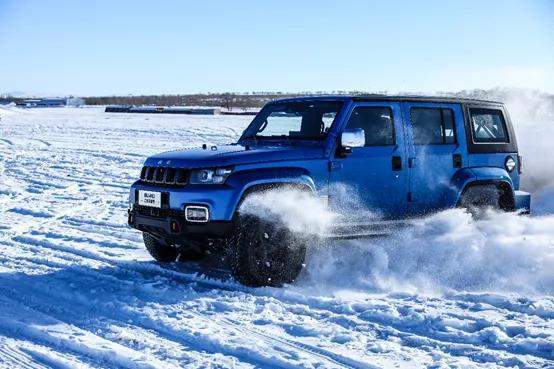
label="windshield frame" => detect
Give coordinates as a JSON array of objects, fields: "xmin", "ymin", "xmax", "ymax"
[{"xmin": 238, "ymin": 99, "xmax": 345, "ymax": 145}]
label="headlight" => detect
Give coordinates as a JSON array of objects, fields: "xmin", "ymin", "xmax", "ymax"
[{"xmin": 189, "ymin": 167, "xmax": 233, "ymax": 184}]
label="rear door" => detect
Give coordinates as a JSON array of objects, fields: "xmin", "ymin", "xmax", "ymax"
[
  {"xmin": 402, "ymin": 102, "xmax": 466, "ymax": 215},
  {"xmin": 329, "ymin": 102, "xmax": 409, "ymax": 218}
]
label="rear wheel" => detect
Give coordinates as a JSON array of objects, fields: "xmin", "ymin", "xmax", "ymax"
[
  {"xmin": 228, "ymin": 214, "xmax": 306, "ymax": 287},
  {"xmin": 458, "ymin": 184, "xmax": 512, "ymax": 216}
]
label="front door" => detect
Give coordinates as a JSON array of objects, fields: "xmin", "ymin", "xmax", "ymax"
[
  {"xmin": 329, "ymin": 102, "xmax": 409, "ymax": 219},
  {"xmin": 401, "ymin": 102, "xmax": 466, "ymax": 215}
]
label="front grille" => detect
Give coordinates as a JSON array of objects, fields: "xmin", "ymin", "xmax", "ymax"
[{"xmin": 139, "ymin": 166, "xmax": 189, "ymax": 185}]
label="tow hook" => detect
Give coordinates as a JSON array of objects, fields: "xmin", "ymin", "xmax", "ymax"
[{"xmin": 169, "ymin": 219, "xmax": 181, "ymax": 234}]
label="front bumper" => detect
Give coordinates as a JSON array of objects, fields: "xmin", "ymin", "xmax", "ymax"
[
  {"xmin": 128, "ymin": 205, "xmax": 235, "ymax": 239},
  {"xmin": 130, "ymin": 182, "xmax": 241, "ymax": 221}
]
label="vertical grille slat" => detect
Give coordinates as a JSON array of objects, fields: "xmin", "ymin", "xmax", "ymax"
[
  {"xmin": 145, "ymin": 166, "xmax": 155, "ymax": 181},
  {"xmin": 139, "ymin": 166, "xmax": 187, "ymax": 186},
  {"xmin": 155, "ymin": 167, "xmax": 165, "ymax": 183},
  {"xmin": 165, "ymin": 168, "xmax": 176, "ymax": 184},
  {"xmin": 175, "ymin": 169, "xmax": 188, "ymax": 185}
]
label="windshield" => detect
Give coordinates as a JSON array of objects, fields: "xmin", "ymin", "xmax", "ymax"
[{"xmin": 241, "ymin": 101, "xmax": 344, "ymax": 141}]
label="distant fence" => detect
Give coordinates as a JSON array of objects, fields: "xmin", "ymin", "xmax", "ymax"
[{"xmin": 105, "ymin": 105, "xmax": 258, "ymax": 116}]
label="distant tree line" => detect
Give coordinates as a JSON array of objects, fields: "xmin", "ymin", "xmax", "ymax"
[
  {"xmin": 6, "ymin": 88, "xmax": 553, "ymax": 119},
  {"xmin": 83, "ymin": 91, "xmax": 370, "ymax": 110}
]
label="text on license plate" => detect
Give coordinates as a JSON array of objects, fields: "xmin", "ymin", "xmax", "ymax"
[{"xmin": 138, "ymin": 190, "xmax": 162, "ymax": 208}]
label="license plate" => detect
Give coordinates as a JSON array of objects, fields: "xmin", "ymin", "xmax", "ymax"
[{"xmin": 138, "ymin": 190, "xmax": 162, "ymax": 208}]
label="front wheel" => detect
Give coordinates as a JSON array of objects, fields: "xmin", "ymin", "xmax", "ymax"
[
  {"xmin": 143, "ymin": 233, "xmax": 178, "ymax": 262},
  {"xmin": 228, "ymin": 214, "xmax": 306, "ymax": 287},
  {"xmin": 143, "ymin": 233, "xmax": 209, "ymax": 263}
]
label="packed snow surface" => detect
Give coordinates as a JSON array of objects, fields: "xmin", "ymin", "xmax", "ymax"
[{"xmin": 0, "ymin": 106, "xmax": 553, "ymax": 368}]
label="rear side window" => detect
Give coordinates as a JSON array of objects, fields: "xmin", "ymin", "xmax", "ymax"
[
  {"xmin": 470, "ymin": 108, "xmax": 509, "ymax": 143},
  {"xmin": 345, "ymin": 106, "xmax": 395, "ymax": 146},
  {"xmin": 410, "ymin": 108, "xmax": 456, "ymax": 145}
]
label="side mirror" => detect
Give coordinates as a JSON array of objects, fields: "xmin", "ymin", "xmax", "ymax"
[{"xmin": 341, "ymin": 128, "xmax": 365, "ymax": 149}]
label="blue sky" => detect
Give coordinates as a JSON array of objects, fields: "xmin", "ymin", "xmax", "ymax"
[{"xmin": 1, "ymin": 0, "xmax": 552, "ymax": 96}]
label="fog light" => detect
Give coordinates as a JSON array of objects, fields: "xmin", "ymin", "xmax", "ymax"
[{"xmin": 185, "ymin": 206, "xmax": 209, "ymax": 223}]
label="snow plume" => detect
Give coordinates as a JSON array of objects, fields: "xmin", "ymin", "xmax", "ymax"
[
  {"xmin": 303, "ymin": 209, "xmax": 554, "ymax": 295},
  {"xmin": 239, "ymin": 187, "xmax": 554, "ymax": 295},
  {"xmin": 239, "ymin": 188, "xmax": 336, "ymax": 235},
  {"xmin": 454, "ymin": 87, "xmax": 554, "ymax": 123},
  {"xmin": 238, "ymin": 185, "xmax": 378, "ymax": 235}
]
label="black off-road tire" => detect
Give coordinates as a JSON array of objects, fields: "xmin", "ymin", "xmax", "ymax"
[
  {"xmin": 143, "ymin": 232, "xmax": 178, "ymax": 262},
  {"xmin": 228, "ymin": 214, "xmax": 306, "ymax": 287},
  {"xmin": 459, "ymin": 184, "xmax": 502, "ymax": 216}
]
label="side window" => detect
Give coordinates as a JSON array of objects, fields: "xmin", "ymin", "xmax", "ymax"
[
  {"xmin": 470, "ymin": 108, "xmax": 509, "ymax": 143},
  {"xmin": 345, "ymin": 106, "xmax": 395, "ymax": 146},
  {"xmin": 410, "ymin": 107, "xmax": 456, "ymax": 145}
]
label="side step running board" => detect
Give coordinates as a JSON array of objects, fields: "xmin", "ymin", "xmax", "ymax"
[{"xmin": 322, "ymin": 219, "xmax": 414, "ymax": 240}]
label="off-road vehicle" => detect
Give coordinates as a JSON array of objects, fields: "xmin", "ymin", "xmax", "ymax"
[{"xmin": 128, "ymin": 95, "xmax": 530, "ymax": 286}]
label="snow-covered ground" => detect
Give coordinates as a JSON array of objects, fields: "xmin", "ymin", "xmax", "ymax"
[{"xmin": 0, "ymin": 106, "xmax": 552, "ymax": 368}]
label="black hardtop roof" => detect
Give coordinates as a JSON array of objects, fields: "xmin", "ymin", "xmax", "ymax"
[{"xmin": 271, "ymin": 94, "xmax": 504, "ymax": 106}]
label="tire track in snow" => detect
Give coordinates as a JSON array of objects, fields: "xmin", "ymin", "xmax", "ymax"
[
  {"xmin": 9, "ymin": 232, "xmax": 548, "ymax": 369},
  {"xmin": 0, "ymin": 286, "xmax": 232, "ymax": 369},
  {"xmin": 0, "ymin": 295, "xmax": 171, "ymax": 369},
  {"xmin": 0, "ymin": 253, "xmax": 341, "ymax": 369},
  {"xmin": 0, "ymin": 237, "xmax": 360, "ymax": 369},
  {"xmin": 8, "ymin": 223, "xmax": 552, "ymax": 369},
  {"xmin": 204, "ymin": 313, "xmax": 374, "ymax": 369},
  {"xmin": 9, "ymin": 227, "xmax": 552, "ymax": 368},
  {"xmin": 0, "ymin": 342, "xmax": 48, "ymax": 369}
]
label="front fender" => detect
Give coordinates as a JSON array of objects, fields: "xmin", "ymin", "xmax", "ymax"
[
  {"xmin": 448, "ymin": 167, "xmax": 514, "ymax": 206},
  {"xmin": 225, "ymin": 167, "xmax": 317, "ymax": 218}
]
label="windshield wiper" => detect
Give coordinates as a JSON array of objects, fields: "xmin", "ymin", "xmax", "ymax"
[{"xmin": 258, "ymin": 135, "xmax": 294, "ymax": 145}]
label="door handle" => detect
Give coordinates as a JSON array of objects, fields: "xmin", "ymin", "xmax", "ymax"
[{"xmin": 392, "ymin": 156, "xmax": 402, "ymax": 171}]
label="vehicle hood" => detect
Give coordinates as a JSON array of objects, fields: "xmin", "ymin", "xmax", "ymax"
[{"xmin": 145, "ymin": 144, "xmax": 326, "ymax": 168}]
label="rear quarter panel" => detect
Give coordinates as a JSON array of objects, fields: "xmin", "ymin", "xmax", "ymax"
[{"xmin": 467, "ymin": 153, "xmax": 520, "ymax": 189}]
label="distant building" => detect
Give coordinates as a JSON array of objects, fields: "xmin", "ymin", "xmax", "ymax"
[
  {"xmin": 16, "ymin": 97, "xmax": 84, "ymax": 108},
  {"xmin": 67, "ymin": 97, "xmax": 85, "ymax": 106}
]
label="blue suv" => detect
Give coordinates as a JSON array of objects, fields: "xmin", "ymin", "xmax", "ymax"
[{"xmin": 128, "ymin": 95, "xmax": 530, "ymax": 286}]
